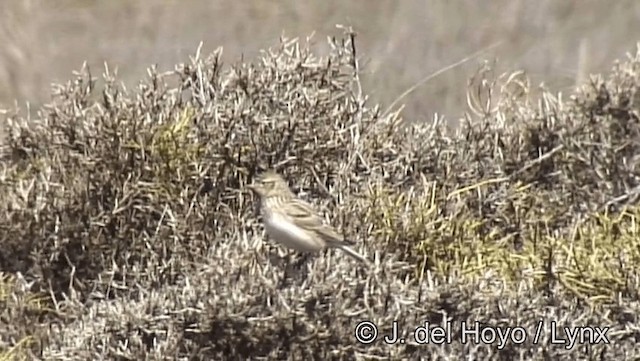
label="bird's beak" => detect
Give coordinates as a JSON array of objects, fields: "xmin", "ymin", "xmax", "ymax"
[{"xmin": 247, "ymin": 184, "xmax": 258, "ymax": 193}]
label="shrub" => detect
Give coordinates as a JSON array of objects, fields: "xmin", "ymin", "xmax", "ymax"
[{"xmin": 1, "ymin": 29, "xmax": 639, "ymax": 360}]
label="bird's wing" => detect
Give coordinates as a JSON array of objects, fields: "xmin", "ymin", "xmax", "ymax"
[{"xmin": 286, "ymin": 198, "xmax": 345, "ymax": 242}]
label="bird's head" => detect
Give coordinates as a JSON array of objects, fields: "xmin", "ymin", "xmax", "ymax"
[{"xmin": 247, "ymin": 170, "xmax": 291, "ymax": 199}]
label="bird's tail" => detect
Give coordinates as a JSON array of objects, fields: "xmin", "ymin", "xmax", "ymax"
[{"xmin": 336, "ymin": 244, "xmax": 370, "ymax": 265}]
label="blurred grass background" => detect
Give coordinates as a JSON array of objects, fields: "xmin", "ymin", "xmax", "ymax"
[{"xmin": 1, "ymin": 0, "xmax": 639, "ymax": 127}]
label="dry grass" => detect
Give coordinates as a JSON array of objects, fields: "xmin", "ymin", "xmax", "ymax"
[
  {"xmin": 2, "ymin": 0, "xmax": 640, "ymax": 126},
  {"xmin": 1, "ymin": 28, "xmax": 640, "ymax": 359}
]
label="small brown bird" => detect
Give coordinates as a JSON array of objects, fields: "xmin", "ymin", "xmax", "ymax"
[{"xmin": 247, "ymin": 170, "xmax": 369, "ymax": 264}]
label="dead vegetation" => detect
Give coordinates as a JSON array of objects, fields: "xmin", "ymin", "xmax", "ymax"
[{"xmin": 1, "ymin": 30, "xmax": 640, "ymax": 360}]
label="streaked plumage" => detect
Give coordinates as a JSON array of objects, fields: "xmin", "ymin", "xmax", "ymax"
[{"xmin": 248, "ymin": 170, "xmax": 368, "ymax": 264}]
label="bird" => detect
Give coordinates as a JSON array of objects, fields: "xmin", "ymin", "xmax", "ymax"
[{"xmin": 247, "ymin": 170, "xmax": 369, "ymax": 264}]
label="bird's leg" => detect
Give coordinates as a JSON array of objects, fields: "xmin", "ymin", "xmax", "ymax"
[
  {"xmin": 295, "ymin": 253, "xmax": 314, "ymax": 285},
  {"xmin": 293, "ymin": 252, "xmax": 312, "ymax": 269},
  {"xmin": 278, "ymin": 250, "xmax": 295, "ymax": 289}
]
